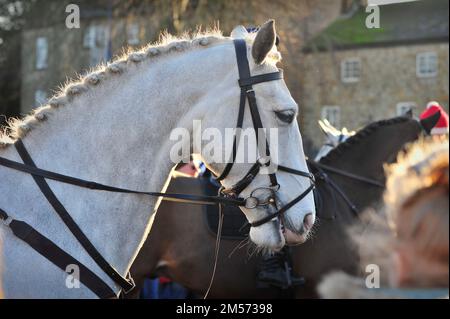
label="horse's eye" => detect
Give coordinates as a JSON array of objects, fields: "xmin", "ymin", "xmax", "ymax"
[{"xmin": 275, "ymin": 110, "xmax": 296, "ymax": 124}]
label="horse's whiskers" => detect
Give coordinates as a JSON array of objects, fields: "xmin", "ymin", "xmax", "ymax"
[
  {"xmin": 228, "ymin": 237, "xmax": 250, "ymax": 259},
  {"xmin": 246, "ymin": 242, "xmax": 259, "ymax": 261}
]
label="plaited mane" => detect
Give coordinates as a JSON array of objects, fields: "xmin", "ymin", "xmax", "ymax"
[
  {"xmin": 320, "ymin": 117, "xmax": 412, "ymax": 164},
  {"xmin": 0, "ymin": 29, "xmax": 228, "ymax": 147},
  {"xmin": 0, "ymin": 27, "xmax": 282, "ymax": 149}
]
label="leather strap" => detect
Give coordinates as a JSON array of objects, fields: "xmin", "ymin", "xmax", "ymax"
[
  {"xmin": 215, "ymin": 73, "xmax": 247, "ymax": 182},
  {"xmin": 308, "ymin": 160, "xmax": 384, "ymax": 188},
  {"xmin": 246, "ymin": 90, "xmax": 278, "ymax": 187},
  {"xmin": 306, "ymin": 159, "xmax": 386, "ymax": 217},
  {"xmin": 0, "ymin": 209, "xmax": 116, "ymax": 298},
  {"xmin": 216, "ymin": 39, "xmax": 283, "ymax": 191},
  {"xmin": 218, "ymin": 39, "xmax": 315, "ymax": 228},
  {"xmin": 0, "ymin": 151, "xmax": 245, "ymax": 207},
  {"xmin": 238, "ymin": 70, "xmax": 283, "ymax": 87},
  {"xmin": 14, "ymin": 139, "xmax": 135, "ymax": 293},
  {"xmin": 221, "ymin": 161, "xmax": 261, "ymax": 196},
  {"xmin": 249, "ymin": 184, "xmax": 315, "ymax": 228},
  {"xmin": 278, "ymin": 165, "xmax": 315, "ymax": 179}
]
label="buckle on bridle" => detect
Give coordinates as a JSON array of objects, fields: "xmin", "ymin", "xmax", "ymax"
[
  {"xmin": 121, "ymin": 274, "xmax": 136, "ymax": 295},
  {"xmin": 244, "ymin": 187, "xmax": 277, "ymax": 209},
  {"xmin": 218, "ymin": 186, "xmax": 234, "ymax": 197},
  {"xmin": 258, "ymin": 156, "xmax": 271, "ymax": 167},
  {"xmin": 244, "ymin": 196, "xmax": 259, "ymax": 209}
]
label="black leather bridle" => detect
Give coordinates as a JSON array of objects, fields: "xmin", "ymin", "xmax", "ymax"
[
  {"xmin": 0, "ymin": 39, "xmax": 315, "ymax": 298},
  {"xmin": 214, "ymin": 39, "xmax": 315, "ymax": 228}
]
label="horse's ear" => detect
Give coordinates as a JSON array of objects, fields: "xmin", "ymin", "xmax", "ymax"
[
  {"xmin": 323, "ymin": 119, "xmax": 340, "ymax": 136},
  {"xmin": 230, "ymin": 25, "xmax": 248, "ymax": 39},
  {"xmin": 252, "ymin": 19, "xmax": 276, "ymax": 65},
  {"xmin": 420, "ymin": 111, "xmax": 441, "ymax": 134}
]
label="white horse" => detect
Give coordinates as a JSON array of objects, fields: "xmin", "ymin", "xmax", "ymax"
[
  {"xmin": 314, "ymin": 119, "xmax": 355, "ymax": 161},
  {"xmin": 0, "ymin": 21, "xmax": 315, "ymax": 298}
]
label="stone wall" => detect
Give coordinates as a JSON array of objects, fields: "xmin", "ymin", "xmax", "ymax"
[{"xmin": 300, "ymin": 42, "xmax": 449, "ymax": 154}]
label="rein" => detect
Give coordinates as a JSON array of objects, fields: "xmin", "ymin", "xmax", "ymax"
[
  {"xmin": 0, "ymin": 148, "xmax": 244, "ymax": 207},
  {"xmin": 307, "ymin": 159, "xmax": 385, "ymax": 216},
  {"xmin": 0, "ymin": 139, "xmax": 247, "ymax": 298},
  {"xmin": 310, "ymin": 160, "xmax": 385, "ymax": 188}
]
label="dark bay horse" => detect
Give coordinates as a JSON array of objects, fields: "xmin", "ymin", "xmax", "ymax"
[{"xmin": 128, "ymin": 116, "xmax": 432, "ymax": 298}]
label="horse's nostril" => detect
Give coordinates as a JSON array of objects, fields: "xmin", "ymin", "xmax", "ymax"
[{"xmin": 303, "ymin": 213, "xmax": 314, "ymax": 231}]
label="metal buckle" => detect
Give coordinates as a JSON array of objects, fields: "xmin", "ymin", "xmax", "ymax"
[
  {"xmin": 122, "ymin": 274, "xmax": 136, "ymax": 295},
  {"xmin": 270, "ymin": 183, "xmax": 281, "ymax": 192},
  {"xmin": 218, "ymin": 186, "xmax": 236, "ymax": 198},
  {"xmin": 244, "ymin": 187, "xmax": 277, "ymax": 209},
  {"xmin": 245, "ymin": 196, "xmax": 259, "ymax": 209},
  {"xmin": 258, "ymin": 156, "xmax": 271, "ymax": 167}
]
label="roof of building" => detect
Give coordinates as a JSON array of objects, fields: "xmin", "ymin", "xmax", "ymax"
[{"xmin": 304, "ymin": 0, "xmax": 449, "ymax": 52}]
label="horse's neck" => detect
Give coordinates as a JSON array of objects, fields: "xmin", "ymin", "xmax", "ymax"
[
  {"xmin": 320, "ymin": 120, "xmax": 420, "ymax": 212},
  {"xmin": 0, "ymin": 43, "xmax": 233, "ymax": 294}
]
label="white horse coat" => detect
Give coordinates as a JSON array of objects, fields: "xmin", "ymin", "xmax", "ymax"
[{"xmin": 0, "ymin": 23, "xmax": 315, "ymax": 298}]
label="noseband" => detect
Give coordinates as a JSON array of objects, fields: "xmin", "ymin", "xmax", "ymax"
[{"xmin": 215, "ymin": 39, "xmax": 315, "ymax": 228}]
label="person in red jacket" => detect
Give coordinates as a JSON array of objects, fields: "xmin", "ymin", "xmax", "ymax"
[{"xmin": 420, "ymin": 101, "xmax": 449, "ymax": 135}]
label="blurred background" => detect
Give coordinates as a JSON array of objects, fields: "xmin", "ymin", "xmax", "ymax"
[{"xmin": 0, "ymin": 0, "xmax": 448, "ymax": 156}]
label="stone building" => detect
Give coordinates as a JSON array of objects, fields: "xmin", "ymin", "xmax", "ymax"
[
  {"xmin": 19, "ymin": 0, "xmax": 344, "ymax": 114},
  {"xmin": 20, "ymin": 1, "xmax": 166, "ymax": 113},
  {"xmin": 299, "ymin": 0, "xmax": 449, "ymax": 152}
]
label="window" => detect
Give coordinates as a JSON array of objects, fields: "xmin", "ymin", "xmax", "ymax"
[
  {"xmin": 417, "ymin": 52, "xmax": 438, "ymax": 78},
  {"xmin": 341, "ymin": 58, "xmax": 361, "ymax": 83},
  {"xmin": 127, "ymin": 23, "xmax": 140, "ymax": 45},
  {"xmin": 95, "ymin": 25, "xmax": 108, "ymax": 47},
  {"xmin": 84, "ymin": 25, "xmax": 110, "ymax": 66},
  {"xmin": 83, "ymin": 26, "xmax": 96, "ymax": 48},
  {"xmin": 36, "ymin": 37, "xmax": 48, "ymax": 70},
  {"xmin": 83, "ymin": 25, "xmax": 109, "ymax": 48},
  {"xmin": 34, "ymin": 90, "xmax": 47, "ymax": 106},
  {"xmin": 396, "ymin": 102, "xmax": 416, "ymax": 116},
  {"xmin": 321, "ymin": 106, "xmax": 341, "ymax": 128}
]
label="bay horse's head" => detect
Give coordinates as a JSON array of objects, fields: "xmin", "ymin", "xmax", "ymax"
[{"xmin": 197, "ymin": 20, "xmax": 316, "ymax": 251}]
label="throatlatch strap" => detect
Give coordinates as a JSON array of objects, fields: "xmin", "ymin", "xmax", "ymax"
[{"xmin": 14, "ymin": 139, "xmax": 135, "ymax": 294}]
